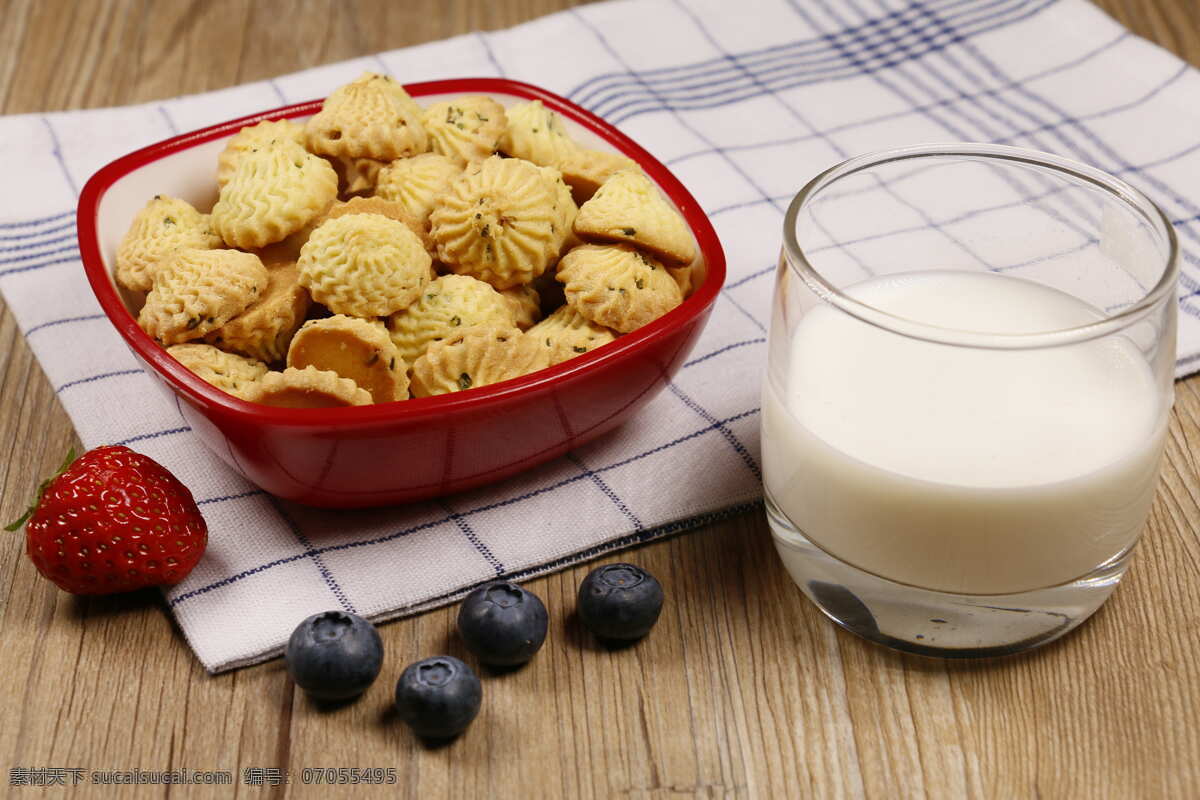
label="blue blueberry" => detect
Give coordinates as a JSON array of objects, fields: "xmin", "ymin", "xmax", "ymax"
[
  {"xmin": 457, "ymin": 581, "xmax": 548, "ymax": 666},
  {"xmin": 285, "ymin": 611, "xmax": 383, "ymax": 700},
  {"xmin": 577, "ymin": 563, "xmax": 664, "ymax": 641},
  {"xmin": 394, "ymin": 656, "xmax": 482, "ymax": 739}
]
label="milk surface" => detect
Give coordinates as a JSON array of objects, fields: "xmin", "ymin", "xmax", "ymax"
[{"xmin": 763, "ymin": 270, "xmax": 1165, "ymax": 595}]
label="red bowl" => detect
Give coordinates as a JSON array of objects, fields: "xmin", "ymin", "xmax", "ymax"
[{"xmin": 78, "ymin": 78, "xmax": 726, "ymax": 508}]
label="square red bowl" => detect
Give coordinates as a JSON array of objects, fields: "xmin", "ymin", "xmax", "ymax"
[{"xmin": 78, "ymin": 77, "xmax": 726, "ymax": 508}]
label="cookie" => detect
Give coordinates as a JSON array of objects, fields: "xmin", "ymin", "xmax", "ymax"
[
  {"xmin": 667, "ymin": 263, "xmax": 695, "ymax": 298},
  {"xmin": 211, "ymin": 139, "xmax": 338, "ymax": 249},
  {"xmin": 422, "ymin": 96, "xmax": 507, "ymax": 166},
  {"xmin": 498, "ymin": 100, "xmax": 579, "ymax": 169},
  {"xmin": 331, "ymin": 156, "xmax": 387, "ymax": 196},
  {"xmin": 245, "ymin": 365, "xmax": 373, "ymax": 408},
  {"xmin": 499, "ymin": 284, "xmax": 542, "ymax": 331},
  {"xmin": 204, "ymin": 260, "xmax": 310, "ymax": 363},
  {"xmin": 297, "ymin": 212, "xmax": 431, "ymax": 317},
  {"xmin": 216, "ymin": 119, "xmax": 307, "ymax": 188},
  {"xmin": 430, "ymin": 156, "xmax": 560, "ymax": 290},
  {"xmin": 386, "ymin": 274, "xmax": 514, "ymax": 366},
  {"xmin": 287, "ymin": 315, "xmax": 408, "ymax": 403},
  {"xmin": 305, "ymin": 72, "xmax": 428, "ymax": 161},
  {"xmin": 139, "ymin": 248, "xmax": 269, "ymax": 345},
  {"xmin": 166, "ymin": 343, "xmax": 267, "ymax": 399},
  {"xmin": 538, "ymin": 165, "xmax": 579, "ymax": 257},
  {"xmin": 410, "ymin": 324, "xmax": 549, "ymax": 397},
  {"xmin": 557, "ymin": 148, "xmax": 639, "ymax": 203},
  {"xmin": 114, "ymin": 196, "xmax": 222, "ymax": 292},
  {"xmin": 311, "ymin": 196, "xmax": 432, "ymax": 254},
  {"xmin": 556, "ymin": 243, "xmax": 682, "ymax": 334},
  {"xmin": 527, "ymin": 305, "xmax": 617, "ymax": 365},
  {"xmin": 373, "ymin": 152, "xmax": 461, "ymax": 230},
  {"xmin": 573, "ymin": 169, "xmax": 696, "ymax": 265}
]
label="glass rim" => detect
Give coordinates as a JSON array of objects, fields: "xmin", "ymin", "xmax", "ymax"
[{"xmin": 781, "ymin": 142, "xmax": 1180, "ymax": 350}]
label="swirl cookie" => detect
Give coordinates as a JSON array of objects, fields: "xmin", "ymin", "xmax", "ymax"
[
  {"xmin": 430, "ymin": 156, "xmax": 559, "ymax": 290},
  {"xmin": 245, "ymin": 365, "xmax": 372, "ymax": 408},
  {"xmin": 287, "ymin": 315, "xmax": 408, "ymax": 404},
  {"xmin": 499, "ymin": 284, "xmax": 542, "ymax": 331},
  {"xmin": 422, "ymin": 96, "xmax": 507, "ymax": 166},
  {"xmin": 166, "ymin": 344, "xmax": 267, "ymax": 399},
  {"xmin": 305, "ymin": 72, "xmax": 428, "ymax": 161},
  {"xmin": 204, "ymin": 260, "xmax": 310, "ymax": 363},
  {"xmin": 573, "ymin": 170, "xmax": 696, "ymax": 265},
  {"xmin": 312, "ymin": 196, "xmax": 432, "ymax": 254},
  {"xmin": 139, "ymin": 249, "xmax": 269, "ymax": 345},
  {"xmin": 297, "ymin": 212, "xmax": 432, "ymax": 317},
  {"xmin": 373, "ymin": 153, "xmax": 461, "ymax": 230},
  {"xmin": 558, "ymin": 148, "xmax": 639, "ymax": 203},
  {"xmin": 216, "ymin": 119, "xmax": 306, "ymax": 188},
  {"xmin": 386, "ymin": 274, "xmax": 514, "ymax": 366},
  {"xmin": 528, "ymin": 305, "xmax": 617, "ymax": 365},
  {"xmin": 410, "ymin": 325, "xmax": 549, "ymax": 397},
  {"xmin": 498, "ymin": 100, "xmax": 579, "ymax": 169},
  {"xmin": 556, "ymin": 243, "xmax": 682, "ymax": 334},
  {"xmin": 115, "ymin": 196, "xmax": 222, "ymax": 292},
  {"xmin": 539, "ymin": 165, "xmax": 579, "ymax": 257},
  {"xmin": 211, "ymin": 139, "xmax": 338, "ymax": 250}
]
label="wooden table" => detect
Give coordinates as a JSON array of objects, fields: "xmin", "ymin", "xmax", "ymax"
[{"xmin": 2, "ymin": 1, "xmax": 1198, "ymax": 797}]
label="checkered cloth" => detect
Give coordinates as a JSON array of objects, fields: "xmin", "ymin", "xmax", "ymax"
[{"xmin": 1, "ymin": 0, "xmax": 1197, "ymax": 672}]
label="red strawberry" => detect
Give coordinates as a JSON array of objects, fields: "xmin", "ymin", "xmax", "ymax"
[{"xmin": 6, "ymin": 446, "xmax": 207, "ymax": 595}]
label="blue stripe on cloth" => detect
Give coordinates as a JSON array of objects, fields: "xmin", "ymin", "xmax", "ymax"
[
  {"xmin": 170, "ymin": 407, "xmax": 762, "ymax": 606},
  {"xmin": 0, "ymin": 243, "xmax": 79, "ymax": 265},
  {"xmin": 40, "ymin": 116, "xmax": 78, "ymax": 197},
  {"xmin": 799, "ymin": 0, "xmax": 1097, "ymax": 250},
  {"xmin": 158, "ymin": 106, "xmax": 178, "ymax": 135},
  {"xmin": 667, "ymin": 383, "xmax": 761, "ymax": 480},
  {"xmin": 571, "ymin": 0, "xmax": 1036, "ymax": 108},
  {"xmin": 56, "ymin": 368, "xmax": 142, "ymax": 393},
  {"xmin": 0, "ymin": 220, "xmax": 74, "ymax": 241},
  {"xmin": 268, "ymin": 79, "xmax": 288, "ymax": 105},
  {"xmin": 114, "ymin": 426, "xmax": 191, "ymax": 446},
  {"xmin": 197, "ymin": 489, "xmax": 265, "ymax": 506},
  {"xmin": 363, "ymin": 499, "xmax": 767, "ymax": 616},
  {"xmin": 584, "ymin": 0, "xmax": 1058, "ymax": 125},
  {"xmin": 0, "ymin": 231, "xmax": 77, "ymax": 254},
  {"xmin": 477, "ymin": 31, "xmax": 506, "ymax": 76},
  {"xmin": 727, "ymin": 266, "xmax": 775, "ymax": 290},
  {"xmin": 683, "ymin": 338, "xmax": 767, "ymax": 369},
  {"xmin": 0, "ymin": 254, "xmax": 80, "ymax": 278},
  {"xmin": 268, "ymin": 496, "xmax": 357, "ymax": 613},
  {"xmin": 659, "ymin": 30, "xmax": 1127, "ymax": 169},
  {"xmin": 567, "ymin": 452, "xmax": 644, "ymax": 531},
  {"xmin": 0, "ymin": 210, "xmax": 73, "ymax": 229},
  {"xmin": 442, "ymin": 501, "xmax": 506, "ymax": 576},
  {"xmin": 24, "ymin": 313, "xmax": 105, "ymax": 336}
]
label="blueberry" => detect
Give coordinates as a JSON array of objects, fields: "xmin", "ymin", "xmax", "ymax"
[
  {"xmin": 577, "ymin": 563, "xmax": 664, "ymax": 641},
  {"xmin": 394, "ymin": 656, "xmax": 482, "ymax": 739},
  {"xmin": 457, "ymin": 581, "xmax": 548, "ymax": 666},
  {"xmin": 285, "ymin": 610, "xmax": 383, "ymax": 700}
]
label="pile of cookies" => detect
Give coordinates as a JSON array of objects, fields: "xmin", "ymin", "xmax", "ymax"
[{"xmin": 115, "ymin": 72, "xmax": 698, "ymax": 408}]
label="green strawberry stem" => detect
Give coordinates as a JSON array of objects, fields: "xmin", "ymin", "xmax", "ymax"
[{"xmin": 4, "ymin": 447, "xmax": 76, "ymax": 532}]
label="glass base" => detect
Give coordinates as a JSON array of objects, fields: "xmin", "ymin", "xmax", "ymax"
[{"xmin": 766, "ymin": 493, "xmax": 1132, "ymax": 658}]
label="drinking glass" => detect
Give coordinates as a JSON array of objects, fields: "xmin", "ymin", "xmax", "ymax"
[{"xmin": 763, "ymin": 143, "xmax": 1178, "ymax": 656}]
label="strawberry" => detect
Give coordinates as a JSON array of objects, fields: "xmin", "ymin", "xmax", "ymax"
[{"xmin": 6, "ymin": 446, "xmax": 207, "ymax": 595}]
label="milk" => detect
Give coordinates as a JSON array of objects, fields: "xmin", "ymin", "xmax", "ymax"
[{"xmin": 763, "ymin": 270, "xmax": 1166, "ymax": 595}]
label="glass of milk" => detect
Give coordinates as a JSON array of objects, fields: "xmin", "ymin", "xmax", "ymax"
[{"xmin": 763, "ymin": 143, "xmax": 1178, "ymax": 656}]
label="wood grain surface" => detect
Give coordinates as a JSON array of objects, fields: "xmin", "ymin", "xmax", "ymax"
[{"xmin": 2, "ymin": 1, "xmax": 1198, "ymax": 797}]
